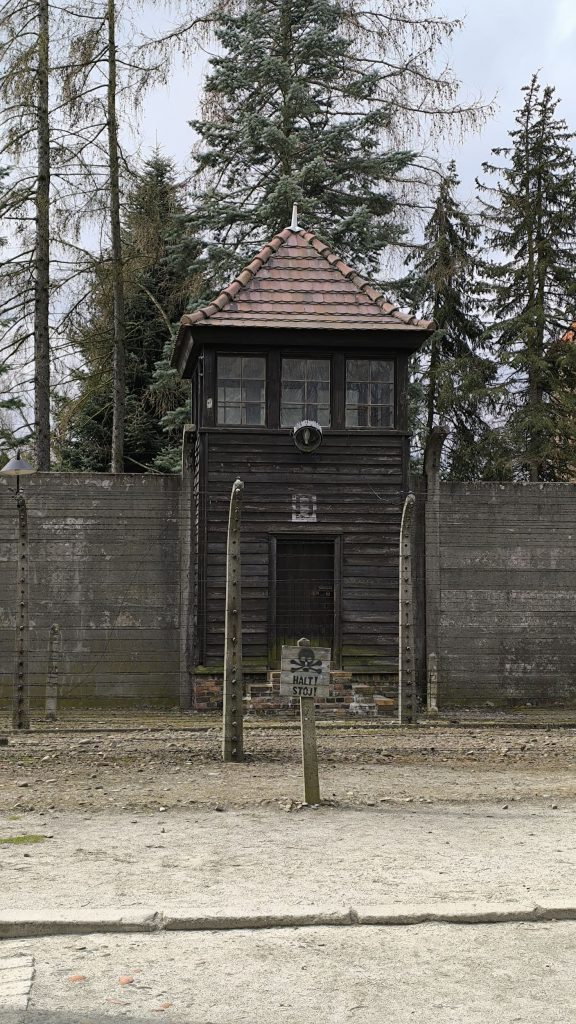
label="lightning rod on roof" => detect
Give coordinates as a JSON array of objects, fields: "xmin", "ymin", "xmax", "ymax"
[{"xmin": 290, "ymin": 203, "xmax": 299, "ymax": 231}]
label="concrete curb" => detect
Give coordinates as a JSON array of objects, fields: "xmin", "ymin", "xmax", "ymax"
[
  {"xmin": 1, "ymin": 903, "xmax": 576, "ymax": 939},
  {"xmin": 0, "ymin": 910, "xmax": 162, "ymax": 939}
]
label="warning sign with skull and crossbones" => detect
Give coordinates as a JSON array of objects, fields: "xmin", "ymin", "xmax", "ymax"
[{"xmin": 280, "ymin": 642, "xmax": 331, "ymax": 698}]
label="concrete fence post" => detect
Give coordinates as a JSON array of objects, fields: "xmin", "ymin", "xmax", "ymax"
[
  {"xmin": 423, "ymin": 426, "xmax": 448, "ymax": 713},
  {"xmin": 12, "ymin": 494, "xmax": 30, "ymax": 731},
  {"xmin": 222, "ymin": 478, "xmax": 244, "ymax": 762},
  {"xmin": 398, "ymin": 492, "xmax": 417, "ymax": 724},
  {"xmin": 179, "ymin": 424, "xmax": 197, "ymax": 710}
]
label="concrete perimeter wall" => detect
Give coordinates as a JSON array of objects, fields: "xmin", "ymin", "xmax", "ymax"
[
  {"xmin": 1, "ymin": 470, "xmax": 575, "ymax": 712},
  {"xmin": 435, "ymin": 482, "xmax": 576, "ymax": 706},
  {"xmin": 0, "ymin": 473, "xmax": 181, "ymax": 711}
]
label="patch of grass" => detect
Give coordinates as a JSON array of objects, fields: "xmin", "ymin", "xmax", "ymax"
[{"xmin": 0, "ymin": 834, "xmax": 47, "ymax": 845}]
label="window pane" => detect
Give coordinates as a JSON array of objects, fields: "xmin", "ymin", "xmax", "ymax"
[
  {"xmin": 308, "ymin": 359, "xmax": 330, "ymax": 381},
  {"xmin": 347, "ymin": 383, "xmax": 368, "ymax": 406},
  {"xmin": 244, "ymin": 403, "xmax": 265, "ymax": 425},
  {"xmin": 345, "ymin": 358, "xmax": 394, "ymax": 428},
  {"xmin": 219, "ymin": 385, "xmax": 242, "ymax": 404},
  {"xmin": 217, "ymin": 355, "xmax": 266, "ymax": 425},
  {"xmin": 243, "ymin": 357, "xmax": 266, "ymax": 378},
  {"xmin": 283, "ymin": 382, "xmax": 304, "ymax": 403},
  {"xmin": 282, "ymin": 358, "xmax": 331, "ymax": 427},
  {"xmin": 219, "ymin": 404, "xmax": 242, "ymax": 425},
  {"xmin": 370, "ymin": 360, "xmax": 394, "ymax": 383},
  {"xmin": 347, "ymin": 359, "xmax": 369, "ymax": 382},
  {"xmin": 310, "ymin": 382, "xmax": 330, "ymax": 404},
  {"xmin": 218, "ymin": 356, "xmax": 242, "ymax": 378},
  {"xmin": 282, "ymin": 358, "xmax": 306, "ymax": 381},
  {"xmin": 281, "ymin": 406, "xmax": 303, "ymax": 427},
  {"xmin": 312, "ymin": 405, "xmax": 331, "ymax": 427},
  {"xmin": 243, "ymin": 380, "xmax": 265, "ymax": 404},
  {"xmin": 371, "ymin": 382, "xmax": 394, "ymax": 406},
  {"xmin": 370, "ymin": 405, "xmax": 393, "ymax": 427}
]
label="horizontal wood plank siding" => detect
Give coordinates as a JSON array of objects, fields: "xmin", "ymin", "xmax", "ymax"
[{"xmin": 201, "ymin": 428, "xmax": 405, "ymax": 672}]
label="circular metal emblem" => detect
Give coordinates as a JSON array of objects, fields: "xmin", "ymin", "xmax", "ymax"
[{"xmin": 292, "ymin": 420, "xmax": 323, "ymax": 453}]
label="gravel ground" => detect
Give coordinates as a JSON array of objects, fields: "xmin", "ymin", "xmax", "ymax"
[
  {"xmin": 1, "ymin": 723, "xmax": 576, "ymax": 814},
  {"xmin": 3, "ymin": 922, "xmax": 576, "ymax": 1023},
  {"xmin": 1, "ymin": 722, "xmax": 575, "ymax": 917}
]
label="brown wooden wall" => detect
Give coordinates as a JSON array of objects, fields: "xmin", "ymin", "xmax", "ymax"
[{"xmin": 197, "ymin": 427, "xmax": 407, "ymax": 674}]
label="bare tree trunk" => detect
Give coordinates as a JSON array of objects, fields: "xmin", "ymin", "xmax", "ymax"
[
  {"xmin": 107, "ymin": 0, "xmax": 125, "ymax": 473},
  {"xmin": 34, "ymin": 0, "xmax": 50, "ymax": 470}
]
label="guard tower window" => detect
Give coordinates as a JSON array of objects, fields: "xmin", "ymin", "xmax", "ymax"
[
  {"xmin": 345, "ymin": 359, "xmax": 394, "ymax": 427},
  {"xmin": 281, "ymin": 358, "xmax": 331, "ymax": 427},
  {"xmin": 217, "ymin": 355, "xmax": 266, "ymax": 425}
]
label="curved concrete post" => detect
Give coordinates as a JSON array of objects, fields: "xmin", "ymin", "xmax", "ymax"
[
  {"xmin": 222, "ymin": 478, "xmax": 244, "ymax": 762},
  {"xmin": 12, "ymin": 494, "xmax": 30, "ymax": 730},
  {"xmin": 423, "ymin": 426, "xmax": 448, "ymax": 713},
  {"xmin": 179, "ymin": 424, "xmax": 197, "ymax": 710},
  {"xmin": 398, "ymin": 492, "xmax": 417, "ymax": 724}
]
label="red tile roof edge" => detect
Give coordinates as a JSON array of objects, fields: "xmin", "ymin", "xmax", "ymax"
[
  {"xmin": 179, "ymin": 227, "xmax": 434, "ymax": 331},
  {"xmin": 561, "ymin": 320, "xmax": 576, "ymax": 343}
]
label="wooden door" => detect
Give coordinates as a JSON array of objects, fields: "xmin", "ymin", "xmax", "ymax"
[{"xmin": 276, "ymin": 538, "xmax": 335, "ymax": 650}]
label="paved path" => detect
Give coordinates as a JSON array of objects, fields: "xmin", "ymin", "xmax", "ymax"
[
  {"xmin": 2, "ymin": 923, "xmax": 575, "ymax": 1023},
  {"xmin": 1, "ymin": 801, "xmax": 575, "ymax": 916},
  {"xmin": 0, "ymin": 954, "xmax": 34, "ymax": 1013}
]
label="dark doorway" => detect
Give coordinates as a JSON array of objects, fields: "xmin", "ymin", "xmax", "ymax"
[{"xmin": 275, "ymin": 538, "xmax": 335, "ymax": 651}]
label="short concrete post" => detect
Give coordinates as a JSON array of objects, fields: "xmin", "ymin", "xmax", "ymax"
[
  {"xmin": 45, "ymin": 624, "xmax": 61, "ymax": 721},
  {"xmin": 398, "ymin": 492, "xmax": 417, "ymax": 724},
  {"xmin": 12, "ymin": 494, "xmax": 30, "ymax": 731},
  {"xmin": 427, "ymin": 652, "xmax": 439, "ymax": 714},
  {"xmin": 222, "ymin": 478, "xmax": 244, "ymax": 762}
]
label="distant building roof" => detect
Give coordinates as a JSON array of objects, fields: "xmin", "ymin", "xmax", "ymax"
[{"xmin": 179, "ymin": 226, "xmax": 433, "ymax": 333}]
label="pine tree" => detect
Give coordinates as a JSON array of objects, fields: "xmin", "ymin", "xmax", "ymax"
[
  {"xmin": 398, "ymin": 162, "xmax": 497, "ymax": 478},
  {"xmin": 54, "ymin": 155, "xmax": 199, "ymax": 472},
  {"xmin": 479, "ymin": 75, "xmax": 576, "ymax": 481},
  {"xmin": 187, "ymin": 0, "xmax": 485, "ymax": 283}
]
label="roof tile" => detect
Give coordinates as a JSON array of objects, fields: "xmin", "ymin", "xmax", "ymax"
[{"xmin": 179, "ymin": 226, "xmax": 433, "ymax": 332}]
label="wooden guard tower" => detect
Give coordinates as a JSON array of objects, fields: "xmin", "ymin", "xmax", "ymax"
[{"xmin": 171, "ymin": 217, "xmax": 432, "ymax": 711}]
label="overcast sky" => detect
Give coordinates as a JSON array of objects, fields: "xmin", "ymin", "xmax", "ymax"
[{"xmin": 137, "ymin": 0, "xmax": 576, "ymax": 206}]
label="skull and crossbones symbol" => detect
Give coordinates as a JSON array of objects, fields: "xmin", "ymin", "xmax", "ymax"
[{"xmin": 290, "ymin": 645, "xmax": 323, "ymax": 676}]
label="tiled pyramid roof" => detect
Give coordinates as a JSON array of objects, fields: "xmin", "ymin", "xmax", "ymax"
[{"xmin": 179, "ymin": 227, "xmax": 433, "ymax": 333}]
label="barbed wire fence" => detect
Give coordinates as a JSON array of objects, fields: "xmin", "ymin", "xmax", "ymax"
[{"xmin": 1, "ymin": 460, "xmax": 576, "ymax": 732}]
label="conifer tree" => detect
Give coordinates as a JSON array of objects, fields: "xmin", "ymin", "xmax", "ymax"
[
  {"xmin": 479, "ymin": 75, "xmax": 576, "ymax": 481},
  {"xmin": 399, "ymin": 162, "xmax": 497, "ymax": 478},
  {"xmin": 188, "ymin": 0, "xmax": 486, "ymax": 283},
  {"xmin": 54, "ymin": 155, "xmax": 198, "ymax": 472}
]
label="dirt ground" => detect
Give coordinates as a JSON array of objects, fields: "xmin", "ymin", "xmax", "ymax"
[{"xmin": 1, "ymin": 715, "xmax": 576, "ymax": 812}]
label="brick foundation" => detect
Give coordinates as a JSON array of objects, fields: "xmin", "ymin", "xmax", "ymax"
[{"xmin": 192, "ymin": 670, "xmax": 398, "ymax": 717}]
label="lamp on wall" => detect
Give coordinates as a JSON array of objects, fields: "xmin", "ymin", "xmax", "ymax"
[{"xmin": 293, "ymin": 420, "xmax": 323, "ymax": 454}]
